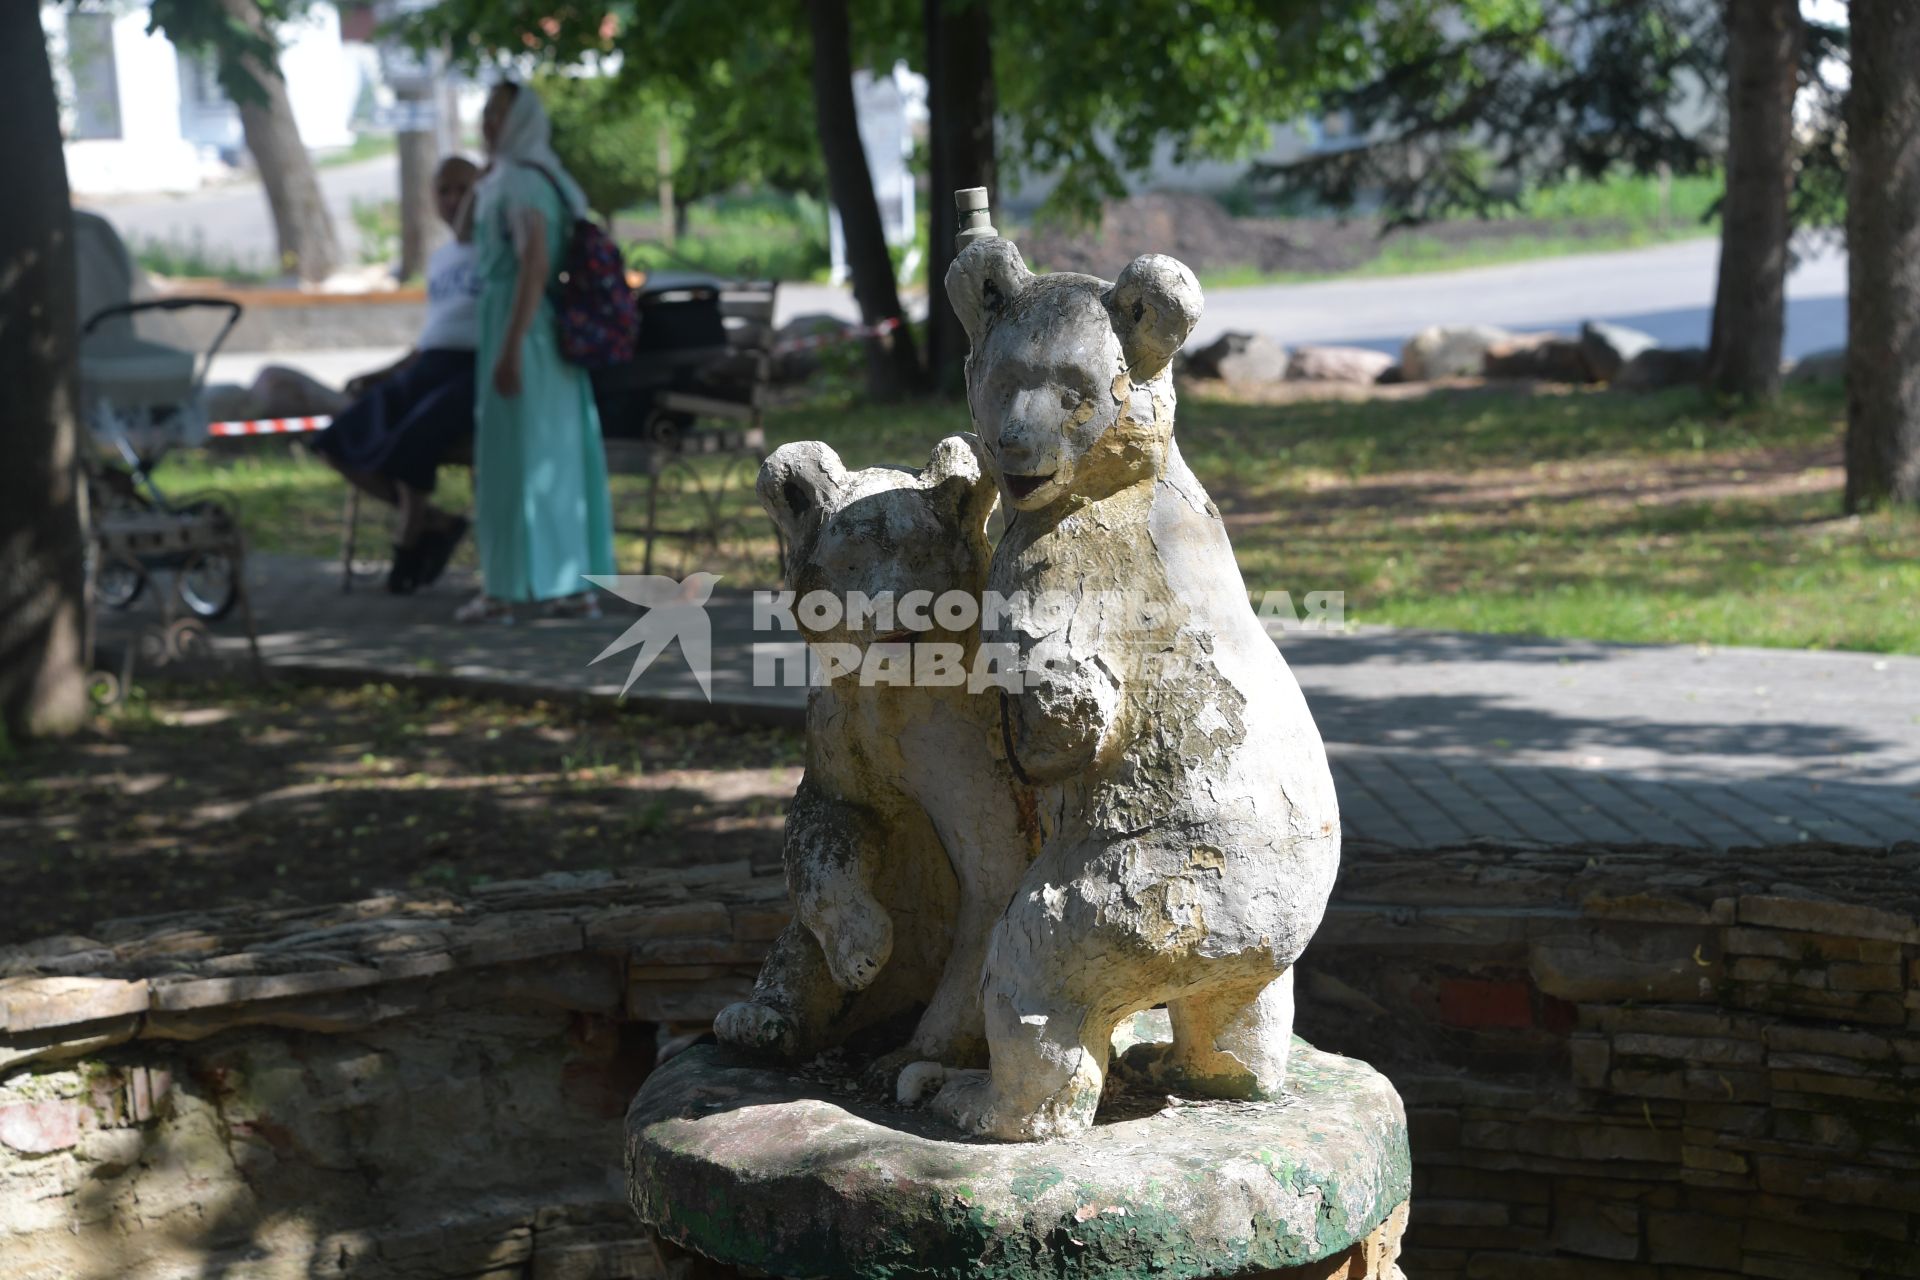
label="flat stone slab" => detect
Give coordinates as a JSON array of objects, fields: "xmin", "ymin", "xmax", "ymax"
[{"xmin": 625, "ymin": 1034, "xmax": 1410, "ymax": 1280}]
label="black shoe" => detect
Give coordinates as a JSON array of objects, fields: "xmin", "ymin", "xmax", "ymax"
[
  {"xmin": 413, "ymin": 516, "xmax": 469, "ymax": 587},
  {"xmin": 387, "ymin": 543, "xmax": 425, "ymax": 595}
]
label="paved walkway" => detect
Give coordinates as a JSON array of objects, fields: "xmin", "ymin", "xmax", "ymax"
[{"xmin": 100, "ymin": 554, "xmax": 1920, "ymax": 853}]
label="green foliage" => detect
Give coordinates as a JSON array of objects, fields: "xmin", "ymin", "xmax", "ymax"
[
  {"xmin": 625, "ymin": 193, "xmax": 831, "ymax": 282},
  {"xmin": 131, "ymin": 231, "xmax": 272, "ymax": 283},
  {"xmin": 395, "ymin": 0, "xmax": 1380, "ymax": 226},
  {"xmin": 993, "ymin": 0, "xmax": 1386, "ymax": 221},
  {"xmin": 144, "ymin": 0, "xmax": 303, "ymax": 105},
  {"xmin": 349, "ymin": 198, "xmax": 399, "ymax": 268},
  {"xmin": 402, "ymin": 2, "xmax": 823, "ymax": 205},
  {"xmin": 1256, "ymin": 0, "xmax": 1850, "ymax": 232},
  {"xmin": 536, "ymin": 70, "xmax": 674, "ymax": 224}
]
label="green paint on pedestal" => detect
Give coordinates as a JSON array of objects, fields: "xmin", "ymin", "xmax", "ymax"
[{"xmin": 624, "ymin": 1033, "xmax": 1410, "ymax": 1280}]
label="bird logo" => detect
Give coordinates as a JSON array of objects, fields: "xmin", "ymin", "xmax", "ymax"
[{"xmin": 583, "ymin": 573, "xmax": 722, "ymax": 700}]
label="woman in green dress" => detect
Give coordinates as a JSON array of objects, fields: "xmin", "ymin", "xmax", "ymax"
[{"xmin": 457, "ymin": 80, "xmax": 616, "ymax": 623}]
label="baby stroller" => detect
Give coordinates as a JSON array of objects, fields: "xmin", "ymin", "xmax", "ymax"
[{"xmin": 74, "ymin": 210, "xmax": 252, "ymax": 629}]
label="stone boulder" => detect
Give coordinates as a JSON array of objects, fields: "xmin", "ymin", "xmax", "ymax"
[
  {"xmin": 1788, "ymin": 346, "xmax": 1847, "ymax": 385},
  {"xmin": 1287, "ymin": 345, "xmax": 1396, "ymax": 384},
  {"xmin": 1483, "ymin": 334, "xmax": 1597, "ymax": 383},
  {"xmin": 1399, "ymin": 324, "xmax": 1512, "ymax": 381},
  {"xmin": 1615, "ymin": 346, "xmax": 1708, "ymax": 393},
  {"xmin": 1185, "ymin": 331, "xmax": 1289, "ymax": 388},
  {"xmin": 1580, "ymin": 321, "xmax": 1660, "ymax": 382}
]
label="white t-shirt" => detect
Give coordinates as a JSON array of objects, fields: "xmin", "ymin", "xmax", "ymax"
[{"xmin": 416, "ymin": 240, "xmax": 481, "ymax": 352}]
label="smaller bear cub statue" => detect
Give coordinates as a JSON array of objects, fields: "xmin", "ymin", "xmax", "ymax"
[{"xmin": 714, "ymin": 435, "xmax": 1035, "ymax": 1076}]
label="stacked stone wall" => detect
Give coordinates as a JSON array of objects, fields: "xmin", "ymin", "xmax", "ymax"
[
  {"xmin": 3, "ymin": 843, "xmax": 1916, "ymax": 1279},
  {"xmin": 1303, "ymin": 842, "xmax": 1920, "ymax": 1280}
]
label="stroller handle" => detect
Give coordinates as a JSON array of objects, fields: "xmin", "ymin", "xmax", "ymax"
[{"xmin": 82, "ymin": 297, "xmax": 246, "ymax": 403}]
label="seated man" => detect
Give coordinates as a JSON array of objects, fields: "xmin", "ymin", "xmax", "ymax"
[{"xmin": 311, "ymin": 156, "xmax": 482, "ymax": 594}]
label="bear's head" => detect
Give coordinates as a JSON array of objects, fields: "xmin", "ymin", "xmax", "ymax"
[
  {"xmin": 947, "ymin": 239, "xmax": 1202, "ymax": 513},
  {"xmin": 759, "ymin": 434, "xmax": 997, "ymax": 654}
]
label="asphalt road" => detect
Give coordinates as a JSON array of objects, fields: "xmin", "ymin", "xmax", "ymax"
[
  {"xmin": 79, "ymin": 156, "xmax": 398, "ymax": 270},
  {"xmin": 1189, "ymin": 235, "xmax": 1849, "ymax": 361},
  {"xmin": 741, "ymin": 236, "xmax": 1850, "ymax": 363}
]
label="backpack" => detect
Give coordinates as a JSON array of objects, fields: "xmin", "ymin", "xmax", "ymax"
[{"xmin": 520, "ymin": 163, "xmax": 638, "ymax": 369}]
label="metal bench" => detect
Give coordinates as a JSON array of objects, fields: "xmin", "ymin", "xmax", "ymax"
[
  {"xmin": 341, "ymin": 280, "xmax": 783, "ymax": 588},
  {"xmin": 620, "ymin": 281, "xmax": 781, "ymax": 575}
]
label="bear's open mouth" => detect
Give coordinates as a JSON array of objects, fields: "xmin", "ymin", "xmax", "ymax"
[{"xmin": 1003, "ymin": 472, "xmax": 1054, "ymax": 500}]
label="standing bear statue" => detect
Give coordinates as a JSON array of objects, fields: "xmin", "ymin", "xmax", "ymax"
[{"xmin": 922, "ymin": 238, "xmax": 1343, "ymax": 1141}]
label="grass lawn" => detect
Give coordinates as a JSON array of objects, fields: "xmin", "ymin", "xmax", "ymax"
[
  {"xmin": 159, "ymin": 380, "xmax": 1920, "ymax": 654},
  {"xmin": 0, "ymin": 680, "xmax": 798, "ymax": 941}
]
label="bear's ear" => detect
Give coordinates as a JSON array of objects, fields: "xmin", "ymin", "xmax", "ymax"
[
  {"xmin": 923, "ymin": 432, "xmax": 998, "ymax": 534},
  {"xmin": 758, "ymin": 440, "xmax": 849, "ymax": 545},
  {"xmin": 1105, "ymin": 254, "xmax": 1203, "ymax": 383},
  {"xmin": 945, "ymin": 238, "xmax": 1033, "ymax": 350}
]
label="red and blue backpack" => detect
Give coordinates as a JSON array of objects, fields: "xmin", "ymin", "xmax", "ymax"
[{"xmin": 520, "ymin": 162, "xmax": 638, "ymax": 369}]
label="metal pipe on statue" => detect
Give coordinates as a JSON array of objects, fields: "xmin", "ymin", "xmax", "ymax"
[{"xmin": 954, "ymin": 187, "xmax": 996, "ymax": 255}]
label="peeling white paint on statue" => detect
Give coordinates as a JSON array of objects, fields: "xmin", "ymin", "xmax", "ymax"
[
  {"xmin": 713, "ymin": 436, "xmax": 1039, "ymax": 1073},
  {"xmin": 716, "ymin": 227, "xmax": 1340, "ymax": 1144}
]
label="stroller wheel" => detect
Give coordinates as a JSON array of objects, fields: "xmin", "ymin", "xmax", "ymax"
[
  {"xmin": 96, "ymin": 556, "xmax": 147, "ymax": 610},
  {"xmin": 87, "ymin": 669, "xmax": 123, "ymax": 708},
  {"xmin": 177, "ymin": 551, "xmax": 239, "ymax": 621},
  {"xmin": 165, "ymin": 618, "xmax": 212, "ymax": 663}
]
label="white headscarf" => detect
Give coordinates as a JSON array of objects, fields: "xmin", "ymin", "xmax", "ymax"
[{"xmin": 481, "ymin": 82, "xmax": 589, "ymax": 219}]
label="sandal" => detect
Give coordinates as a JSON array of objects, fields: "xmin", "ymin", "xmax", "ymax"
[
  {"xmin": 540, "ymin": 591, "xmax": 603, "ymax": 620},
  {"xmin": 454, "ymin": 593, "xmax": 515, "ymax": 625},
  {"xmin": 413, "ymin": 515, "xmax": 469, "ymax": 587}
]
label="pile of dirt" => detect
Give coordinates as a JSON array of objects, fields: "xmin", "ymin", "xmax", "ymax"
[{"xmin": 1016, "ymin": 192, "xmax": 1636, "ymax": 280}]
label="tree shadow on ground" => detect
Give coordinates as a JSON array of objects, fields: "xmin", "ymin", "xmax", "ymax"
[{"xmin": 0, "ymin": 680, "xmax": 799, "ymax": 943}]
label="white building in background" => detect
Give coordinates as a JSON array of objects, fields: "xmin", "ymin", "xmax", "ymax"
[
  {"xmin": 829, "ymin": 62, "xmax": 927, "ymax": 285},
  {"xmin": 41, "ymin": 2, "xmax": 363, "ymax": 197}
]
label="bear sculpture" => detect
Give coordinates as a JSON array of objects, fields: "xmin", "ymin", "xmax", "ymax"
[
  {"xmin": 713, "ymin": 435, "xmax": 1035, "ymax": 1071},
  {"xmin": 922, "ymin": 239, "xmax": 1343, "ymax": 1141}
]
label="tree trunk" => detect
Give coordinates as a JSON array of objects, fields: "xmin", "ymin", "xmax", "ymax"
[
  {"xmin": 924, "ymin": 0, "xmax": 996, "ymax": 395},
  {"xmin": 217, "ymin": 0, "xmax": 339, "ymax": 283},
  {"xmin": 806, "ymin": 0, "xmax": 925, "ymax": 397},
  {"xmin": 1844, "ymin": 0, "xmax": 1920, "ymax": 510},
  {"xmin": 396, "ymin": 98, "xmax": 438, "ymax": 279},
  {"xmin": 1706, "ymin": 0, "xmax": 1801, "ymax": 400},
  {"xmin": 0, "ymin": 10, "xmax": 90, "ymax": 741},
  {"xmin": 657, "ymin": 123, "xmax": 677, "ymax": 246}
]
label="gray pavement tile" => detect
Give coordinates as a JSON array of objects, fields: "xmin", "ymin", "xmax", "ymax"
[
  {"xmin": 1530, "ymin": 768, "xmax": 1707, "ymax": 847},
  {"xmin": 1512, "ymin": 767, "xmax": 1666, "ymax": 844},
  {"xmin": 1447, "ymin": 762, "xmax": 1592, "ymax": 844},
  {"xmin": 1718, "ymin": 777, "xmax": 1890, "ymax": 846},
  {"xmin": 1382, "ymin": 755, "xmax": 1530, "ymax": 843},
  {"xmin": 1328, "ymin": 759, "xmax": 1424, "ymax": 847},
  {"xmin": 103, "ymin": 554, "xmax": 1920, "ymax": 854},
  {"xmin": 1332, "ymin": 752, "xmax": 1471, "ymax": 845},
  {"xmin": 1627, "ymin": 778, "xmax": 1794, "ymax": 849}
]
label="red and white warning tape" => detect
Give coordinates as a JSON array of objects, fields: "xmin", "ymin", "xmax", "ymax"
[
  {"xmin": 208, "ymin": 415, "xmax": 332, "ymax": 437},
  {"xmin": 769, "ymin": 315, "xmax": 901, "ymax": 356}
]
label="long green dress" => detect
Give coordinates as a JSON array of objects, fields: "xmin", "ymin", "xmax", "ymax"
[{"xmin": 472, "ymin": 165, "xmax": 616, "ymax": 603}]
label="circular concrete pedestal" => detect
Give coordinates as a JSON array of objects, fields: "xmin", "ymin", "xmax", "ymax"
[{"xmin": 625, "ymin": 1031, "xmax": 1410, "ymax": 1280}]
